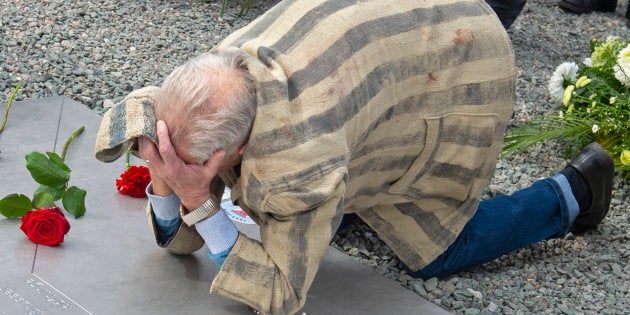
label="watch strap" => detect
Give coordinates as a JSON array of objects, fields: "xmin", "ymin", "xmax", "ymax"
[{"xmin": 180, "ymin": 194, "xmax": 220, "ymax": 226}]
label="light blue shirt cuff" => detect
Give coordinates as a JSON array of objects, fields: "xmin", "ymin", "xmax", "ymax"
[
  {"xmin": 194, "ymin": 208, "xmax": 238, "ymax": 254},
  {"xmin": 146, "ymin": 182, "xmax": 180, "ymax": 221}
]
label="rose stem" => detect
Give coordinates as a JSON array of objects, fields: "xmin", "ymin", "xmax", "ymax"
[
  {"xmin": 61, "ymin": 126, "xmax": 85, "ymax": 161},
  {"xmin": 0, "ymin": 82, "xmax": 23, "ymax": 133}
]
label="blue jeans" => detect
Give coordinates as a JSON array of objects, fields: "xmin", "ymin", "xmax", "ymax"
[
  {"xmin": 338, "ymin": 175, "xmax": 579, "ymax": 279},
  {"xmin": 409, "ymin": 175, "xmax": 578, "ymax": 279}
]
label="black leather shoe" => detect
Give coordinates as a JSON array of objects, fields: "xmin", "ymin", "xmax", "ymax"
[
  {"xmin": 567, "ymin": 142, "xmax": 614, "ymax": 234},
  {"xmin": 559, "ymin": 0, "xmax": 617, "ymax": 14}
]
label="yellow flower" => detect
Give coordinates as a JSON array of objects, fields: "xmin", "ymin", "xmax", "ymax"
[
  {"xmin": 567, "ymin": 104, "xmax": 574, "ymax": 114},
  {"xmin": 563, "ymin": 85, "xmax": 575, "ymax": 106},
  {"xmin": 621, "ymin": 150, "xmax": 630, "ymax": 166},
  {"xmin": 575, "ymin": 76, "xmax": 591, "ymax": 88},
  {"xmin": 610, "ymin": 97, "xmax": 616, "ymax": 104}
]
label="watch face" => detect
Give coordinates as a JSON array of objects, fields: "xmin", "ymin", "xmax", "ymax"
[{"xmin": 221, "ymin": 189, "xmax": 255, "ymax": 225}]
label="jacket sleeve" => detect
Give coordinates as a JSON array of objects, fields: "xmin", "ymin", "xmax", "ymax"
[
  {"xmin": 209, "ymin": 168, "xmax": 347, "ymax": 315},
  {"xmin": 146, "ymin": 201, "xmax": 205, "ymax": 255},
  {"xmin": 145, "ymin": 176, "xmax": 226, "ymax": 255}
]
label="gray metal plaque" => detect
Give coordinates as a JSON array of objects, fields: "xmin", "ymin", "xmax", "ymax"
[{"xmin": 0, "ymin": 274, "xmax": 91, "ymax": 315}]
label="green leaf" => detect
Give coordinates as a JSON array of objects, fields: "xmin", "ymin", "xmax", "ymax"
[
  {"xmin": 46, "ymin": 152, "xmax": 71, "ymax": 173},
  {"xmin": 32, "ymin": 192, "xmax": 55, "ymax": 209},
  {"xmin": 501, "ymin": 115, "xmax": 594, "ymax": 159},
  {"xmin": 62, "ymin": 186, "xmax": 86, "ymax": 218},
  {"xmin": 25, "ymin": 151, "xmax": 70, "ymax": 189},
  {"xmin": 0, "ymin": 194, "xmax": 33, "ymax": 218},
  {"xmin": 34, "ymin": 185, "xmax": 65, "ymax": 201}
]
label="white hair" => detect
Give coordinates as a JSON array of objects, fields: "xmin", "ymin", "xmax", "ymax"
[{"xmin": 154, "ymin": 51, "xmax": 257, "ymax": 163}]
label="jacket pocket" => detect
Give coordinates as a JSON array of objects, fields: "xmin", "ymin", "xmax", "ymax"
[{"xmin": 388, "ymin": 113, "xmax": 498, "ymax": 202}]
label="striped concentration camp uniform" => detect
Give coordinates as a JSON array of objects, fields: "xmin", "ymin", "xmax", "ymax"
[{"xmin": 152, "ymin": 0, "xmax": 515, "ymax": 313}]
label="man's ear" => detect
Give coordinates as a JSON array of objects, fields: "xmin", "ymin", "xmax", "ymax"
[
  {"xmin": 237, "ymin": 144, "xmax": 247, "ymax": 156},
  {"xmin": 210, "ymin": 149, "xmax": 227, "ymax": 164}
]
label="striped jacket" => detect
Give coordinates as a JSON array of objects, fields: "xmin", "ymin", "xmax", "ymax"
[{"xmin": 150, "ymin": 0, "xmax": 515, "ymax": 313}]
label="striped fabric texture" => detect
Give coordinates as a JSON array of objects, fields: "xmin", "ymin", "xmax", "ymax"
[
  {"xmin": 206, "ymin": 0, "xmax": 515, "ymax": 313},
  {"xmin": 94, "ymin": 86, "xmax": 159, "ymax": 162},
  {"xmin": 110, "ymin": 0, "xmax": 516, "ymax": 313}
]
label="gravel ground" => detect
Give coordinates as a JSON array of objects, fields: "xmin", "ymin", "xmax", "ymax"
[{"xmin": 2, "ymin": 0, "xmax": 629, "ymax": 314}]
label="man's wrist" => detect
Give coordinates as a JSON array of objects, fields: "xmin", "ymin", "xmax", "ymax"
[
  {"xmin": 180, "ymin": 194, "xmax": 220, "ymax": 226},
  {"xmin": 150, "ymin": 179, "xmax": 173, "ymax": 197},
  {"xmin": 180, "ymin": 192, "xmax": 214, "ymax": 213}
]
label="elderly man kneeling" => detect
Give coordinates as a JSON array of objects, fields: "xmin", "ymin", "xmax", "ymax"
[{"xmin": 95, "ymin": 0, "xmax": 614, "ymax": 314}]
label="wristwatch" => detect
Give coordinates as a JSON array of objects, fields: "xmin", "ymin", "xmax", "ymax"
[{"xmin": 179, "ymin": 194, "xmax": 220, "ymax": 226}]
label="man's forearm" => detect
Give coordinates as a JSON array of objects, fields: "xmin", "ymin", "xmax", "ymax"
[{"xmin": 146, "ymin": 182, "xmax": 238, "ymax": 268}]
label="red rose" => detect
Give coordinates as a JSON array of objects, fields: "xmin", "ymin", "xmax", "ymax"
[
  {"xmin": 20, "ymin": 207, "xmax": 71, "ymax": 246},
  {"xmin": 115, "ymin": 165, "xmax": 151, "ymax": 198}
]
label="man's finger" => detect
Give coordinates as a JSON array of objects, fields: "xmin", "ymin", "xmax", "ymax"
[
  {"xmin": 156, "ymin": 120, "xmax": 178, "ymax": 164},
  {"xmin": 138, "ymin": 136, "xmax": 161, "ymax": 164},
  {"xmin": 203, "ymin": 150, "xmax": 226, "ymax": 175}
]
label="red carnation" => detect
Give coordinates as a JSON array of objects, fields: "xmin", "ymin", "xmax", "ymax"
[
  {"xmin": 20, "ymin": 207, "xmax": 71, "ymax": 246},
  {"xmin": 116, "ymin": 165, "xmax": 151, "ymax": 198}
]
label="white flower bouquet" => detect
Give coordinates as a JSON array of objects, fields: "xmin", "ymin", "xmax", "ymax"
[{"xmin": 503, "ymin": 36, "xmax": 630, "ymax": 171}]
